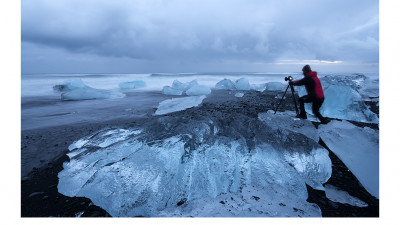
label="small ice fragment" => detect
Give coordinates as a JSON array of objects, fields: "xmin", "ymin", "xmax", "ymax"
[
  {"xmin": 325, "ymin": 184, "xmax": 368, "ymax": 207},
  {"xmin": 155, "ymin": 95, "xmax": 206, "ymax": 115},
  {"xmin": 235, "ymin": 93, "xmax": 244, "ymax": 97}
]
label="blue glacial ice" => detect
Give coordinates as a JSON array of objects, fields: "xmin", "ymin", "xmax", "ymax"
[
  {"xmin": 324, "ymin": 184, "xmax": 368, "ymax": 207},
  {"xmin": 162, "ymin": 80, "xmax": 211, "ymax": 96},
  {"xmin": 295, "ymin": 75, "xmax": 379, "ymax": 123},
  {"xmin": 119, "ymin": 80, "xmax": 146, "ymax": 89},
  {"xmin": 215, "ymin": 79, "xmax": 236, "ymax": 90},
  {"xmin": 265, "ymin": 82, "xmax": 285, "ymax": 91},
  {"xmin": 186, "ymin": 85, "xmax": 211, "ymax": 96},
  {"xmin": 58, "ymin": 110, "xmax": 331, "ymax": 217},
  {"xmin": 318, "ymin": 120, "xmax": 379, "ymax": 198},
  {"xmin": 162, "ymin": 86, "xmax": 183, "ymax": 95},
  {"xmin": 235, "ymin": 78, "xmax": 251, "ymax": 90},
  {"xmin": 215, "ymin": 78, "xmax": 251, "ymax": 91},
  {"xmin": 155, "ymin": 95, "xmax": 207, "ymax": 115},
  {"xmin": 53, "ymin": 79, "xmax": 125, "ymax": 101}
]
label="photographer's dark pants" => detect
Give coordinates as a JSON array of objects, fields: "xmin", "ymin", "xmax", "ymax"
[{"xmin": 299, "ymin": 95, "xmax": 326, "ymax": 123}]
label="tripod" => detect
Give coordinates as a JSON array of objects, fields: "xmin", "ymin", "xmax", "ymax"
[{"xmin": 274, "ymin": 83, "xmax": 299, "ymax": 115}]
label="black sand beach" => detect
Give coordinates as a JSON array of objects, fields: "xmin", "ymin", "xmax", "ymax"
[{"xmin": 21, "ymin": 89, "xmax": 379, "ymax": 217}]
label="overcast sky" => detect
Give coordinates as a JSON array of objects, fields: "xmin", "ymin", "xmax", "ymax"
[{"xmin": 21, "ymin": 0, "xmax": 379, "ymax": 73}]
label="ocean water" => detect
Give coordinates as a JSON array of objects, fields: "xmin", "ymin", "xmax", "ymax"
[
  {"xmin": 21, "ymin": 72, "xmax": 379, "ymax": 130},
  {"xmin": 21, "ymin": 72, "xmax": 379, "ymax": 98}
]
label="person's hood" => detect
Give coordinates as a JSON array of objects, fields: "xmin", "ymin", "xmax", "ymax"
[{"xmin": 305, "ymin": 71, "xmax": 317, "ymax": 77}]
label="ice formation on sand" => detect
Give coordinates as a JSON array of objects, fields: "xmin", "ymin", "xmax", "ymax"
[
  {"xmin": 250, "ymin": 83, "xmax": 267, "ymax": 92},
  {"xmin": 324, "ymin": 184, "xmax": 368, "ymax": 207},
  {"xmin": 296, "ymin": 82, "xmax": 378, "ymax": 123},
  {"xmin": 53, "ymin": 79, "xmax": 125, "ymax": 101},
  {"xmin": 58, "ymin": 108, "xmax": 332, "ymax": 217},
  {"xmin": 235, "ymin": 78, "xmax": 251, "ymax": 90},
  {"xmin": 186, "ymin": 85, "xmax": 211, "ymax": 96},
  {"xmin": 162, "ymin": 86, "xmax": 183, "ymax": 95},
  {"xmin": 265, "ymin": 82, "xmax": 285, "ymax": 91},
  {"xmin": 162, "ymin": 80, "xmax": 211, "ymax": 96},
  {"xmin": 155, "ymin": 95, "xmax": 206, "ymax": 115},
  {"xmin": 119, "ymin": 80, "xmax": 146, "ymax": 89},
  {"xmin": 318, "ymin": 120, "xmax": 379, "ymax": 198},
  {"xmin": 215, "ymin": 79, "xmax": 236, "ymax": 90}
]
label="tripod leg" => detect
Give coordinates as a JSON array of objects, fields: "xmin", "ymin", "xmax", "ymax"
[
  {"xmin": 289, "ymin": 84, "xmax": 299, "ymax": 115},
  {"xmin": 274, "ymin": 84, "xmax": 290, "ymax": 114}
]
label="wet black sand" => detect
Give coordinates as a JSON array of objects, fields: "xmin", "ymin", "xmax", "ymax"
[{"xmin": 21, "ymin": 89, "xmax": 379, "ymax": 217}]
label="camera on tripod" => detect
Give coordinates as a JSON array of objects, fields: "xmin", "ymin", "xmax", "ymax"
[
  {"xmin": 274, "ymin": 75, "xmax": 299, "ymax": 115},
  {"xmin": 284, "ymin": 76, "xmax": 293, "ymax": 82}
]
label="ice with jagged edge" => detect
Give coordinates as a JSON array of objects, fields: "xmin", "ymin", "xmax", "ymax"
[
  {"xmin": 58, "ymin": 110, "xmax": 332, "ymax": 217},
  {"xmin": 53, "ymin": 78, "xmax": 125, "ymax": 101},
  {"xmin": 155, "ymin": 95, "xmax": 206, "ymax": 115},
  {"xmin": 318, "ymin": 120, "xmax": 379, "ymax": 198},
  {"xmin": 295, "ymin": 74, "xmax": 379, "ymax": 123},
  {"xmin": 324, "ymin": 184, "xmax": 368, "ymax": 207}
]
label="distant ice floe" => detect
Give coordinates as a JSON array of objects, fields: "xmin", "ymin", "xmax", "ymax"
[
  {"xmin": 155, "ymin": 95, "xmax": 206, "ymax": 115},
  {"xmin": 162, "ymin": 80, "xmax": 211, "ymax": 96},
  {"xmin": 53, "ymin": 79, "xmax": 125, "ymax": 101},
  {"xmin": 318, "ymin": 120, "xmax": 379, "ymax": 198},
  {"xmin": 119, "ymin": 80, "xmax": 146, "ymax": 89},
  {"xmin": 216, "ymin": 78, "xmax": 284, "ymax": 92},
  {"xmin": 58, "ymin": 109, "xmax": 331, "ymax": 217},
  {"xmin": 324, "ymin": 184, "xmax": 368, "ymax": 207}
]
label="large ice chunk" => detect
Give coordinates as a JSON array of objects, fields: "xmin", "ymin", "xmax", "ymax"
[
  {"xmin": 186, "ymin": 85, "xmax": 211, "ymax": 96},
  {"xmin": 162, "ymin": 86, "xmax": 183, "ymax": 95},
  {"xmin": 296, "ymin": 84, "xmax": 378, "ymax": 123},
  {"xmin": 265, "ymin": 82, "xmax": 285, "ymax": 91},
  {"xmin": 318, "ymin": 120, "xmax": 379, "ymax": 198},
  {"xmin": 118, "ymin": 80, "xmax": 146, "ymax": 89},
  {"xmin": 215, "ymin": 79, "xmax": 236, "ymax": 90},
  {"xmin": 53, "ymin": 79, "xmax": 125, "ymax": 101},
  {"xmin": 162, "ymin": 80, "xmax": 210, "ymax": 96},
  {"xmin": 155, "ymin": 95, "xmax": 206, "ymax": 115},
  {"xmin": 53, "ymin": 78, "xmax": 86, "ymax": 93},
  {"xmin": 235, "ymin": 78, "xmax": 250, "ymax": 90},
  {"xmin": 258, "ymin": 110, "xmax": 320, "ymax": 142},
  {"xmin": 250, "ymin": 83, "xmax": 267, "ymax": 92},
  {"xmin": 58, "ymin": 113, "xmax": 331, "ymax": 217},
  {"xmin": 172, "ymin": 80, "xmax": 199, "ymax": 92}
]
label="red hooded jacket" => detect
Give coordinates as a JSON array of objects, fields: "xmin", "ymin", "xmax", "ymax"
[{"xmin": 293, "ymin": 71, "xmax": 324, "ymax": 99}]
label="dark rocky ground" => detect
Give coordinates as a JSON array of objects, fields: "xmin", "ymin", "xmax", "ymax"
[{"xmin": 21, "ymin": 89, "xmax": 379, "ymax": 217}]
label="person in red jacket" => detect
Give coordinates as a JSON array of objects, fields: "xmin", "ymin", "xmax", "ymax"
[{"xmin": 290, "ymin": 65, "xmax": 328, "ymax": 124}]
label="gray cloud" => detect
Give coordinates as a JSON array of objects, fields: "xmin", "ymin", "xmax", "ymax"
[{"xmin": 22, "ymin": 0, "xmax": 379, "ymax": 73}]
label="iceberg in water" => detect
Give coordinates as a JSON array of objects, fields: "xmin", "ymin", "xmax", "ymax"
[
  {"xmin": 318, "ymin": 120, "xmax": 379, "ymax": 198},
  {"xmin": 119, "ymin": 80, "xmax": 146, "ymax": 89},
  {"xmin": 155, "ymin": 95, "xmax": 206, "ymax": 115},
  {"xmin": 58, "ymin": 109, "xmax": 331, "ymax": 217},
  {"xmin": 53, "ymin": 79, "xmax": 125, "ymax": 101}
]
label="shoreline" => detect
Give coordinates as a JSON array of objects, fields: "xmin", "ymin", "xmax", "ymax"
[{"xmin": 21, "ymin": 89, "xmax": 379, "ymax": 217}]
